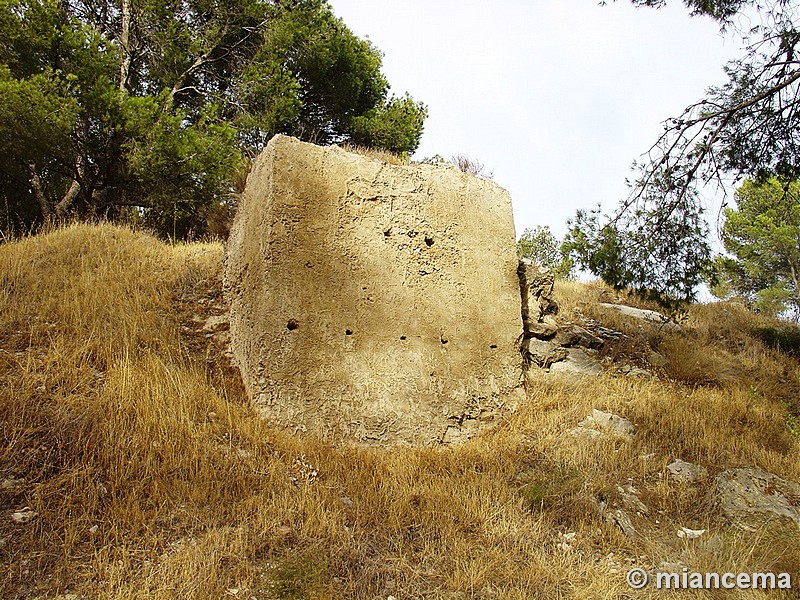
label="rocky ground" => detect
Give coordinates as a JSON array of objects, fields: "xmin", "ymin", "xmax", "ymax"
[{"xmin": 1, "ymin": 224, "xmax": 799, "ymax": 599}]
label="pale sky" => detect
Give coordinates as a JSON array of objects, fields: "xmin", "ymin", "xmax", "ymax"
[{"xmin": 329, "ymin": 0, "xmax": 743, "ymax": 241}]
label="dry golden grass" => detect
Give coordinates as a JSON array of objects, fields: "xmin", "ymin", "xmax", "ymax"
[
  {"xmin": 338, "ymin": 144, "xmax": 408, "ymax": 166},
  {"xmin": 1, "ymin": 224, "xmax": 798, "ymax": 599}
]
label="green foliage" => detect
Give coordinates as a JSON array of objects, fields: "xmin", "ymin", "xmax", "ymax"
[
  {"xmin": 516, "ymin": 226, "xmax": 574, "ymax": 279},
  {"xmin": 787, "ymin": 412, "xmax": 800, "ymax": 439},
  {"xmin": 578, "ymin": 0, "xmax": 800, "ymax": 309},
  {"xmin": 124, "ymin": 99, "xmax": 242, "ymax": 238},
  {"xmin": 0, "ymin": 0, "xmax": 426, "ymax": 238},
  {"xmin": 563, "ymin": 198, "xmax": 712, "ymax": 310},
  {"xmin": 0, "ymin": 67, "xmax": 78, "ymax": 163},
  {"xmin": 271, "ymin": 551, "xmax": 327, "ymax": 599},
  {"xmin": 625, "ymin": 0, "xmax": 746, "ymax": 22},
  {"xmin": 752, "ymin": 326, "xmax": 800, "ymax": 356},
  {"xmin": 710, "ymin": 178, "xmax": 800, "ymax": 319},
  {"xmin": 418, "ymin": 154, "xmax": 447, "ymax": 165},
  {"xmin": 520, "ymin": 465, "xmax": 583, "ymax": 512},
  {"xmin": 0, "ymin": 65, "xmax": 81, "ymax": 226},
  {"xmin": 350, "ymin": 93, "xmax": 428, "ymax": 155}
]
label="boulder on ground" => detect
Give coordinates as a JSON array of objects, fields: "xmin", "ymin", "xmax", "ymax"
[
  {"xmin": 571, "ymin": 409, "xmax": 635, "ymax": 440},
  {"xmin": 667, "ymin": 459, "xmax": 708, "ymax": 483},
  {"xmin": 598, "ymin": 303, "xmax": 681, "ymax": 332},
  {"xmin": 549, "ymin": 348, "xmax": 604, "ymax": 377},
  {"xmin": 553, "ymin": 325, "xmax": 604, "ymax": 349},
  {"xmin": 715, "ymin": 467, "xmax": 800, "ymax": 529},
  {"xmin": 224, "ymin": 135, "xmax": 524, "ymax": 445},
  {"xmin": 522, "ymin": 337, "xmax": 568, "ymax": 367}
]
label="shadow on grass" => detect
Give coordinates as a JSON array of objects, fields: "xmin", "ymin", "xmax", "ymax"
[{"xmin": 753, "ymin": 326, "xmax": 800, "ymax": 357}]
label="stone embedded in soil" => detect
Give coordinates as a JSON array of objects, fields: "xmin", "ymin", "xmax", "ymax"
[
  {"xmin": 588, "ymin": 409, "xmax": 635, "ymax": 437},
  {"xmin": 572, "ymin": 409, "xmax": 635, "ymax": 441},
  {"xmin": 677, "ymin": 527, "xmax": 706, "ymax": 539},
  {"xmin": 649, "ymin": 350, "xmax": 669, "ymax": 369},
  {"xmin": 569, "ymin": 426, "xmax": 608, "ymax": 441},
  {"xmin": 10, "ymin": 508, "xmax": 37, "ymax": 524},
  {"xmin": 667, "ymin": 459, "xmax": 708, "ymax": 483},
  {"xmin": 715, "ymin": 467, "xmax": 800, "ymax": 529},
  {"xmin": 598, "ymin": 302, "xmax": 681, "ymax": 332},
  {"xmin": 201, "ymin": 313, "xmax": 229, "ymax": 333},
  {"xmin": 553, "ymin": 325, "xmax": 605, "ymax": 349},
  {"xmin": 618, "ymin": 484, "xmax": 648, "ymax": 514},
  {"xmin": 549, "ymin": 348, "xmax": 604, "ymax": 377},
  {"xmin": 522, "ymin": 337, "xmax": 568, "ymax": 367},
  {"xmin": 606, "ymin": 508, "xmax": 637, "ymax": 537},
  {"xmin": 525, "ymin": 320, "xmax": 559, "ymax": 340},
  {"xmin": 617, "ymin": 364, "xmax": 654, "ymax": 379}
]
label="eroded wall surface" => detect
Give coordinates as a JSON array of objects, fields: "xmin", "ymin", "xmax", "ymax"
[{"xmin": 224, "ymin": 135, "xmax": 524, "ymax": 445}]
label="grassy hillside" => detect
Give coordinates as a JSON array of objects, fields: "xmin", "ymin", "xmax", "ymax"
[{"xmin": 1, "ymin": 224, "xmax": 798, "ymax": 599}]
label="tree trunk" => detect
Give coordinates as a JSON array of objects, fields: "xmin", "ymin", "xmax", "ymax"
[
  {"xmin": 53, "ymin": 153, "xmax": 85, "ymax": 217},
  {"xmin": 27, "ymin": 163, "xmax": 52, "ymax": 222},
  {"xmin": 119, "ymin": 0, "xmax": 132, "ymax": 92}
]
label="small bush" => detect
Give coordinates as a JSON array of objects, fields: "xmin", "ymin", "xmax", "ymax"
[
  {"xmin": 270, "ymin": 551, "xmax": 327, "ymax": 599},
  {"xmin": 450, "ymin": 154, "xmax": 493, "ymax": 179},
  {"xmin": 753, "ymin": 326, "xmax": 800, "ymax": 356},
  {"xmin": 520, "ymin": 465, "xmax": 584, "ymax": 511}
]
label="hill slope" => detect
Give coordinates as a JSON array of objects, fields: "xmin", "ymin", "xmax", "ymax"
[{"xmin": 1, "ymin": 224, "xmax": 798, "ymax": 599}]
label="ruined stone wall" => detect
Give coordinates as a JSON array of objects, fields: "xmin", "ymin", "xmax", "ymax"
[{"xmin": 224, "ymin": 135, "xmax": 524, "ymax": 445}]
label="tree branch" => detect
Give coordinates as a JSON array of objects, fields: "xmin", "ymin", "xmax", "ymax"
[
  {"xmin": 27, "ymin": 163, "xmax": 52, "ymax": 221},
  {"xmin": 54, "ymin": 153, "xmax": 86, "ymax": 217}
]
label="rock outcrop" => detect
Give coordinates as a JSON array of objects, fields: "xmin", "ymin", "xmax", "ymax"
[
  {"xmin": 597, "ymin": 302, "xmax": 681, "ymax": 332},
  {"xmin": 225, "ymin": 135, "xmax": 524, "ymax": 445},
  {"xmin": 667, "ymin": 459, "xmax": 708, "ymax": 483},
  {"xmin": 519, "ymin": 260, "xmax": 565, "ymax": 367},
  {"xmin": 571, "ymin": 409, "xmax": 636, "ymax": 441},
  {"xmin": 519, "ymin": 263, "xmax": 622, "ymax": 376},
  {"xmin": 518, "ymin": 259, "xmax": 559, "ymax": 338},
  {"xmin": 715, "ymin": 467, "xmax": 800, "ymax": 529}
]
